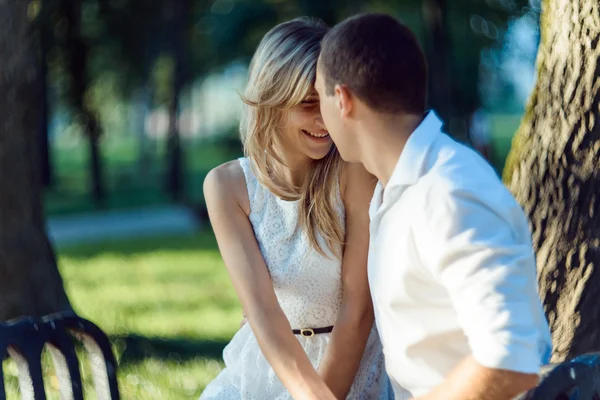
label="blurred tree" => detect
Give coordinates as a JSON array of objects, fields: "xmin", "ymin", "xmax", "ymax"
[
  {"xmin": 432, "ymin": 0, "xmax": 531, "ymax": 141},
  {"xmin": 37, "ymin": 0, "xmax": 53, "ymax": 188},
  {"xmin": 340, "ymin": 0, "xmax": 531, "ymax": 142},
  {"xmin": 504, "ymin": 0, "xmax": 600, "ymax": 362},
  {"xmin": 422, "ymin": 0, "xmax": 453, "ymax": 125},
  {"xmin": 62, "ymin": 0, "xmax": 106, "ymax": 206},
  {"xmin": 0, "ymin": 0, "xmax": 72, "ymax": 320},
  {"xmin": 37, "ymin": 0, "xmax": 533, "ymax": 207},
  {"xmin": 165, "ymin": 0, "xmax": 191, "ymax": 201},
  {"xmin": 41, "ymin": 0, "xmax": 111, "ymax": 206}
]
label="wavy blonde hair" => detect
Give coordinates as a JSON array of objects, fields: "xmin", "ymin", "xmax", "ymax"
[{"xmin": 240, "ymin": 17, "xmax": 344, "ymax": 258}]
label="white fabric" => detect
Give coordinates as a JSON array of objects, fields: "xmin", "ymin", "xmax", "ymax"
[
  {"xmin": 201, "ymin": 157, "xmax": 391, "ymax": 400},
  {"xmin": 367, "ymin": 112, "xmax": 552, "ymax": 399}
]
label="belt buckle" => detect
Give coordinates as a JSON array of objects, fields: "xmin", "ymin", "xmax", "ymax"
[{"xmin": 300, "ymin": 328, "xmax": 315, "ymax": 337}]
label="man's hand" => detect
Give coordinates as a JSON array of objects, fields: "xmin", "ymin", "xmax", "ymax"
[{"xmin": 412, "ymin": 356, "xmax": 538, "ymax": 400}]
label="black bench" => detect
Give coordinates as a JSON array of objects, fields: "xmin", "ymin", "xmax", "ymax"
[
  {"xmin": 517, "ymin": 352, "xmax": 600, "ymax": 399},
  {"xmin": 0, "ymin": 311, "xmax": 120, "ymax": 399}
]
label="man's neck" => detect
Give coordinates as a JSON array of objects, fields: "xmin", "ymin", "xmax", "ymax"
[{"xmin": 358, "ymin": 112, "xmax": 424, "ymax": 187}]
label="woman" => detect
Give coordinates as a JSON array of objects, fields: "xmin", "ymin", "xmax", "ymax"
[{"xmin": 201, "ymin": 17, "xmax": 390, "ymax": 400}]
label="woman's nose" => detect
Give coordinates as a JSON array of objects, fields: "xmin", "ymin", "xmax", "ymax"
[{"xmin": 315, "ymin": 114, "xmax": 326, "ymax": 129}]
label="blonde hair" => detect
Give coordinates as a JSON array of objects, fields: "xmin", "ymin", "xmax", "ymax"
[{"xmin": 240, "ymin": 17, "xmax": 344, "ymax": 258}]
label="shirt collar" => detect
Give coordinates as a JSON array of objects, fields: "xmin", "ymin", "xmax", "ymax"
[
  {"xmin": 369, "ymin": 111, "xmax": 443, "ymax": 220},
  {"xmin": 386, "ymin": 110, "xmax": 443, "ymax": 188}
]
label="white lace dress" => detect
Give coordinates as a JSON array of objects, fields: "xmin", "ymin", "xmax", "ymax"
[{"xmin": 200, "ymin": 157, "xmax": 391, "ymax": 400}]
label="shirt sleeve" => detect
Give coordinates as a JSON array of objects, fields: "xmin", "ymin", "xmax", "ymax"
[{"xmin": 414, "ymin": 183, "xmax": 550, "ymax": 374}]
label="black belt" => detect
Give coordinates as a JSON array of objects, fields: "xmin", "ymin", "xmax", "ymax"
[{"xmin": 292, "ymin": 326, "xmax": 334, "ymax": 337}]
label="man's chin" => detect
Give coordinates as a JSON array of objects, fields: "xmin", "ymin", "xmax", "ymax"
[{"xmin": 335, "ymin": 149, "xmax": 355, "ymax": 163}]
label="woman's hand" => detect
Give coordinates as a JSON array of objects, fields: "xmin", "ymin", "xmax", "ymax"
[{"xmin": 318, "ymin": 162, "xmax": 378, "ymax": 399}]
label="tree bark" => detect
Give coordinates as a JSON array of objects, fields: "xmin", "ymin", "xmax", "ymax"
[
  {"xmin": 0, "ymin": 0, "xmax": 72, "ymax": 321},
  {"xmin": 504, "ymin": 0, "xmax": 600, "ymax": 362}
]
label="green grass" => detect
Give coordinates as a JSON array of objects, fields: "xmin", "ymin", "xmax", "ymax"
[{"xmin": 3, "ymin": 232, "xmax": 240, "ymax": 399}]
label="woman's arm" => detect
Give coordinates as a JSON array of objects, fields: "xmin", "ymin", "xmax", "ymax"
[
  {"xmin": 318, "ymin": 162, "xmax": 378, "ymax": 399},
  {"xmin": 204, "ymin": 161, "xmax": 336, "ymax": 400}
]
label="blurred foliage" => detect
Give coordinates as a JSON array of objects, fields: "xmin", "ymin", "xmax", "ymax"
[
  {"xmin": 32, "ymin": 0, "xmax": 537, "ymax": 213},
  {"xmin": 35, "ymin": 0, "xmax": 534, "ymax": 119}
]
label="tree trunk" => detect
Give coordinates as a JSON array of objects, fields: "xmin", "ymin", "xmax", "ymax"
[
  {"xmin": 64, "ymin": 0, "xmax": 106, "ymax": 207},
  {"xmin": 166, "ymin": 80, "xmax": 183, "ymax": 202},
  {"xmin": 422, "ymin": 0, "xmax": 453, "ymax": 124},
  {"xmin": 39, "ymin": 8, "xmax": 52, "ymax": 188},
  {"xmin": 0, "ymin": 0, "xmax": 72, "ymax": 321},
  {"xmin": 503, "ymin": 0, "xmax": 600, "ymax": 362},
  {"xmin": 135, "ymin": 87, "xmax": 152, "ymax": 177},
  {"xmin": 165, "ymin": 0, "xmax": 188, "ymax": 202},
  {"xmin": 87, "ymin": 117, "xmax": 105, "ymax": 206}
]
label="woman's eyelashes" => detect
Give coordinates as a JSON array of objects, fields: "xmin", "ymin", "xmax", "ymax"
[{"xmin": 301, "ymin": 99, "xmax": 319, "ymax": 108}]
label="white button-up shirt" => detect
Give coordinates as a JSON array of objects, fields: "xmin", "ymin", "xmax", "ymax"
[{"xmin": 368, "ymin": 112, "xmax": 552, "ymax": 399}]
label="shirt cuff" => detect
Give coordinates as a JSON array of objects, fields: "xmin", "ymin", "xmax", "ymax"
[{"xmin": 471, "ymin": 336, "xmax": 546, "ymax": 374}]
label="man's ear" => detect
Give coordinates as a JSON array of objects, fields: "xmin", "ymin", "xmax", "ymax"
[{"xmin": 335, "ymin": 84, "xmax": 353, "ymax": 118}]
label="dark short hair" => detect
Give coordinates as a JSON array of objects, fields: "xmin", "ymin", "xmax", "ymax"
[{"xmin": 320, "ymin": 13, "xmax": 428, "ymax": 114}]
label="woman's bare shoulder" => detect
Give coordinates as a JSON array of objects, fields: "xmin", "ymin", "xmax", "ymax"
[{"xmin": 203, "ymin": 160, "xmax": 250, "ymax": 215}]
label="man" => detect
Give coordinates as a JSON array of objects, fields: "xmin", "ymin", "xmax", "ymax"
[{"xmin": 315, "ymin": 13, "xmax": 552, "ymax": 400}]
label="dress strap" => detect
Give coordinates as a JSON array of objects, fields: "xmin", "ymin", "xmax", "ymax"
[{"xmin": 238, "ymin": 157, "xmax": 260, "ymax": 209}]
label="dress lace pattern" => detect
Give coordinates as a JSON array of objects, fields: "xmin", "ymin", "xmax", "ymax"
[{"xmin": 200, "ymin": 157, "xmax": 391, "ymax": 400}]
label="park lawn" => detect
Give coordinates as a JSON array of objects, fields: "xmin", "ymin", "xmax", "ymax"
[{"xmin": 3, "ymin": 231, "xmax": 239, "ymax": 399}]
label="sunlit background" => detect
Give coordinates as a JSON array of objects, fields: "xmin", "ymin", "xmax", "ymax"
[{"xmin": 4, "ymin": 0, "xmax": 542, "ymax": 398}]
